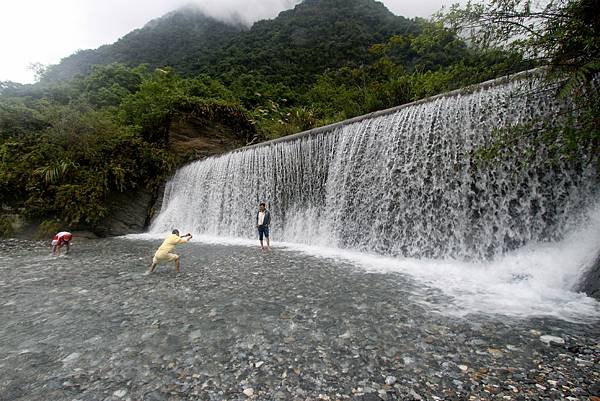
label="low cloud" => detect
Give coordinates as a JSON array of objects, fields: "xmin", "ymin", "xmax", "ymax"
[{"xmin": 189, "ymin": 0, "xmax": 302, "ymax": 26}]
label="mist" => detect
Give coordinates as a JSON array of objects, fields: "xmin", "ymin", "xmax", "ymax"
[{"xmin": 186, "ymin": 0, "xmax": 302, "ymax": 26}]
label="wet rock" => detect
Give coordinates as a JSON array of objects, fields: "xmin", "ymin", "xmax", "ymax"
[
  {"xmin": 143, "ymin": 391, "xmax": 168, "ymax": 401},
  {"xmin": 540, "ymin": 335, "xmax": 565, "ymax": 345},
  {"xmin": 577, "ymin": 253, "xmax": 600, "ymax": 300},
  {"xmin": 353, "ymin": 394, "xmax": 383, "ymax": 401}
]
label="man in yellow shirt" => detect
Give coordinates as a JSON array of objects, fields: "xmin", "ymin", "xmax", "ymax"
[{"xmin": 148, "ymin": 229, "xmax": 193, "ymax": 274}]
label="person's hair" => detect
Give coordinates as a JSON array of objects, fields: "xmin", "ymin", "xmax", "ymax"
[
  {"xmin": 259, "ymin": 203, "xmax": 266, "ymax": 207},
  {"xmin": 172, "ymin": 229, "xmax": 180, "ymax": 235}
]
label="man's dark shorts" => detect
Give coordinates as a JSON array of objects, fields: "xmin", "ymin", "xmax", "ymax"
[{"xmin": 258, "ymin": 225, "xmax": 269, "ymax": 240}]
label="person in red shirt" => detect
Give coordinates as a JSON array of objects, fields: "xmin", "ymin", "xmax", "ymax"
[{"xmin": 52, "ymin": 231, "xmax": 72, "ymax": 256}]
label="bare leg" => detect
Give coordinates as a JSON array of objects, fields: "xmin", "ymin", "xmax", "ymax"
[
  {"xmin": 52, "ymin": 245, "xmax": 58, "ymax": 255},
  {"xmin": 175, "ymin": 256, "xmax": 180, "ymax": 273},
  {"xmin": 259, "ymin": 239, "xmax": 264, "ymax": 250},
  {"xmin": 266, "ymin": 236, "xmax": 270, "ymax": 250},
  {"xmin": 148, "ymin": 262, "xmax": 157, "ymax": 274},
  {"xmin": 65, "ymin": 243, "xmax": 70, "ymax": 254}
]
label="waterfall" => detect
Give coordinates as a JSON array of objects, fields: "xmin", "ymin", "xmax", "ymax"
[{"xmin": 150, "ymin": 71, "xmax": 598, "ymax": 261}]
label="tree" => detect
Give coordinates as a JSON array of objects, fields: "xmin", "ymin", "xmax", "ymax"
[
  {"xmin": 441, "ymin": 0, "xmax": 599, "ymax": 78},
  {"xmin": 440, "ymin": 0, "xmax": 600, "ymax": 166}
]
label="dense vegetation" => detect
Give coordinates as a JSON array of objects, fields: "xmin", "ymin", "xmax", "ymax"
[
  {"xmin": 41, "ymin": 0, "xmax": 419, "ymax": 87},
  {"xmin": 6, "ymin": 0, "xmax": 591, "ymax": 236},
  {"xmin": 42, "ymin": 7, "xmax": 244, "ymax": 83},
  {"xmin": 0, "ymin": 66, "xmax": 254, "ymax": 234},
  {"xmin": 440, "ymin": 0, "xmax": 600, "ymax": 166}
]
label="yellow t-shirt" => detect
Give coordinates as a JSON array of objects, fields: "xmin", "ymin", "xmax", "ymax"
[{"xmin": 155, "ymin": 234, "xmax": 189, "ymax": 255}]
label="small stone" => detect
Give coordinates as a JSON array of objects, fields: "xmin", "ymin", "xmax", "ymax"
[
  {"xmin": 243, "ymin": 388, "xmax": 254, "ymax": 397},
  {"xmin": 189, "ymin": 330, "xmax": 203, "ymax": 340},
  {"xmin": 488, "ymin": 348, "xmax": 502, "ymax": 357},
  {"xmin": 408, "ymin": 390, "xmax": 422, "ymax": 400},
  {"xmin": 62, "ymin": 353, "xmax": 81, "ymax": 364},
  {"xmin": 113, "ymin": 389, "xmax": 127, "ymax": 398},
  {"xmin": 540, "ymin": 335, "xmax": 565, "ymax": 345},
  {"xmin": 255, "ymin": 361, "xmax": 264, "ymax": 368},
  {"xmin": 361, "ymin": 394, "xmax": 383, "ymax": 401},
  {"xmin": 458, "ymin": 365, "xmax": 468, "ymax": 372},
  {"xmin": 385, "ymin": 376, "xmax": 397, "ymax": 385}
]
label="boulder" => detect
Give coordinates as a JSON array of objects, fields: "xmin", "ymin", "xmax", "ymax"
[{"xmin": 577, "ymin": 253, "xmax": 600, "ymax": 300}]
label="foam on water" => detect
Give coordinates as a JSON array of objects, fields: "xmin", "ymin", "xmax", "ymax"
[{"xmin": 278, "ymin": 202, "xmax": 600, "ymax": 323}]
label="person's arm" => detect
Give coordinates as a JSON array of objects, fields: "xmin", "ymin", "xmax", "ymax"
[{"xmin": 179, "ymin": 233, "xmax": 192, "ymax": 242}]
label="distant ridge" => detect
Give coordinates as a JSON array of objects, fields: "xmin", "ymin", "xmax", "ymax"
[
  {"xmin": 43, "ymin": 0, "xmax": 420, "ymax": 87},
  {"xmin": 43, "ymin": 6, "xmax": 244, "ymax": 82}
]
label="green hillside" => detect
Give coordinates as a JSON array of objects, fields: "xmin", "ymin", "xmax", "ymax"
[
  {"xmin": 43, "ymin": 6, "xmax": 244, "ymax": 82},
  {"xmin": 42, "ymin": 0, "xmax": 419, "ymax": 88},
  {"xmin": 205, "ymin": 0, "xmax": 420, "ymax": 88}
]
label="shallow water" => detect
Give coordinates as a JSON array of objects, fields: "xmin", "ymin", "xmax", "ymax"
[{"xmin": 0, "ymin": 238, "xmax": 598, "ymax": 400}]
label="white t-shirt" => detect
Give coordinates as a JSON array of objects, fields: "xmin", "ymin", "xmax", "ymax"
[{"xmin": 258, "ymin": 211, "xmax": 265, "ymax": 225}]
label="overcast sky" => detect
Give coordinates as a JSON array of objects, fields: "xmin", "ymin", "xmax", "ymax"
[{"xmin": 0, "ymin": 0, "xmax": 459, "ymax": 84}]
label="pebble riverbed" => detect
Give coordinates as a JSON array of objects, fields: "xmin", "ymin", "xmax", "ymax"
[{"xmin": 0, "ymin": 238, "xmax": 598, "ymax": 401}]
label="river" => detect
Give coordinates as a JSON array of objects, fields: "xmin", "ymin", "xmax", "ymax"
[{"xmin": 1, "ymin": 236, "xmax": 598, "ymax": 400}]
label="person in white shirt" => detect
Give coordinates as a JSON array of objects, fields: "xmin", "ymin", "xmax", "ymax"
[{"xmin": 256, "ymin": 203, "xmax": 271, "ymax": 251}]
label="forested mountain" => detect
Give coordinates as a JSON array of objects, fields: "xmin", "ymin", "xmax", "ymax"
[
  {"xmin": 43, "ymin": 6, "xmax": 244, "ymax": 82},
  {"xmin": 43, "ymin": 0, "xmax": 419, "ymax": 87},
  {"xmin": 205, "ymin": 0, "xmax": 419, "ymax": 87}
]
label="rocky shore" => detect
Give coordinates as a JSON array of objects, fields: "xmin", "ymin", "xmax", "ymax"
[{"xmin": 1, "ymin": 239, "xmax": 598, "ymax": 401}]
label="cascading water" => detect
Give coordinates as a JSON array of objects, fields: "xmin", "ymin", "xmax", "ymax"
[{"xmin": 151, "ymin": 72, "xmax": 598, "ymax": 262}]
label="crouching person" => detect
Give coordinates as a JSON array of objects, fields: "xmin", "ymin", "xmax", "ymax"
[
  {"xmin": 148, "ymin": 229, "xmax": 192, "ymax": 274},
  {"xmin": 52, "ymin": 231, "xmax": 73, "ymax": 256}
]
